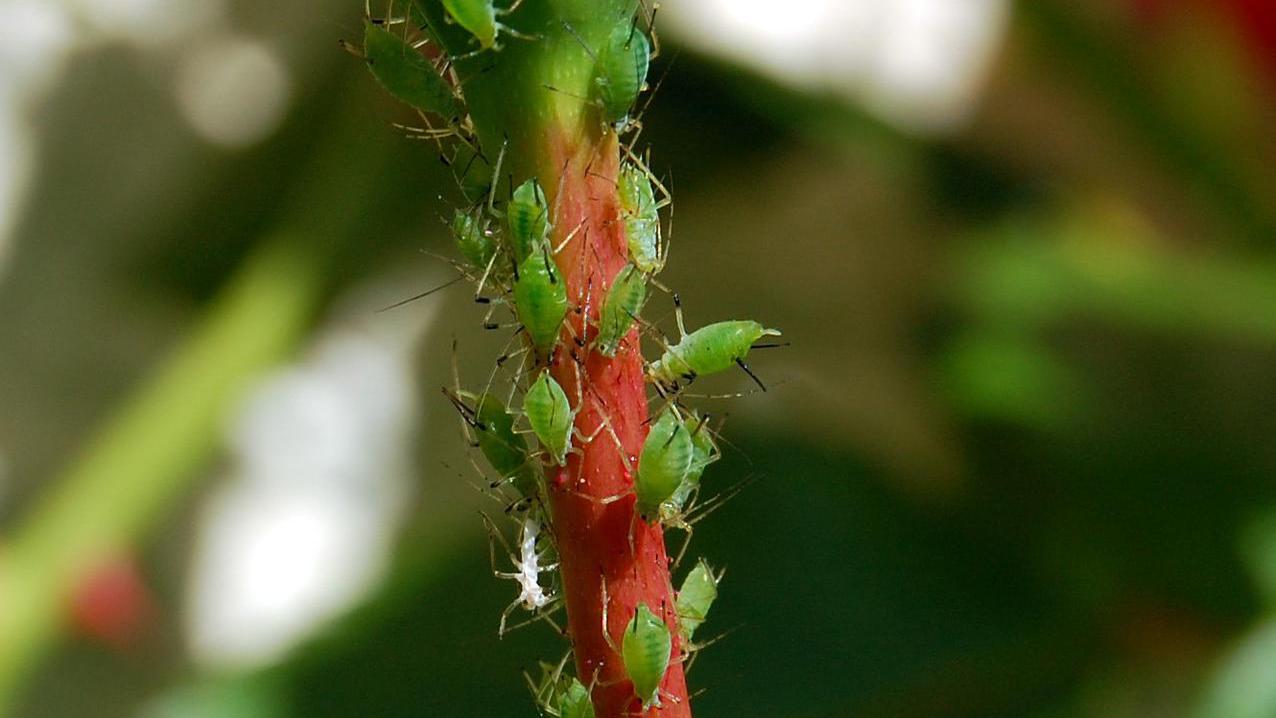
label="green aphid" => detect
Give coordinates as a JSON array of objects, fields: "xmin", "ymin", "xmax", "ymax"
[
  {"xmin": 556, "ymin": 677, "xmax": 594, "ymax": 718},
  {"xmin": 595, "ymin": 20, "xmax": 651, "ymax": 132},
  {"xmin": 508, "ymin": 178, "xmax": 551, "ymax": 264},
  {"xmin": 596, "ymin": 264, "xmax": 647, "ymax": 357},
  {"xmin": 635, "ymin": 409, "xmax": 693, "ymax": 522},
  {"xmin": 675, "ymin": 559, "xmax": 722, "ymax": 643},
  {"xmin": 529, "ymin": 662, "xmax": 594, "ymax": 718},
  {"xmin": 444, "ymin": 389, "xmax": 540, "ymax": 498},
  {"xmin": 661, "ymin": 412, "xmax": 719, "ymax": 521},
  {"xmin": 649, "ymin": 320, "xmax": 782, "ymax": 390},
  {"xmin": 362, "ymin": 21, "xmax": 461, "ymax": 121},
  {"xmin": 440, "ymin": 0, "xmax": 499, "ymax": 49},
  {"xmin": 617, "ymin": 163, "xmax": 662, "ymax": 274},
  {"xmin": 451, "ymin": 209, "xmax": 495, "ymax": 270},
  {"xmin": 621, "ymin": 603, "xmax": 672, "ymax": 710},
  {"xmin": 524, "ymin": 371, "xmax": 574, "ymax": 466},
  {"xmin": 513, "ymin": 246, "xmax": 569, "ymax": 356}
]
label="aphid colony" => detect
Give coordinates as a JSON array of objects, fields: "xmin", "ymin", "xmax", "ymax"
[{"xmin": 354, "ymin": 1, "xmax": 780, "ymax": 713}]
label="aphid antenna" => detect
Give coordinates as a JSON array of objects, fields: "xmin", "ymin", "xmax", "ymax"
[
  {"xmin": 373, "ymin": 274, "xmax": 466, "ymax": 313},
  {"xmin": 486, "ymin": 136, "xmax": 510, "ymax": 217},
  {"xmin": 558, "ymin": 19, "xmax": 599, "ymax": 62}
]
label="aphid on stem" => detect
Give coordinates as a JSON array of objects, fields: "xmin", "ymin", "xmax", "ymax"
[{"xmin": 482, "ymin": 513, "xmax": 561, "ymax": 637}]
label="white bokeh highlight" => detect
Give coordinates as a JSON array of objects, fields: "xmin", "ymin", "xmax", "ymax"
[
  {"xmin": 185, "ymin": 283, "xmax": 436, "ymax": 671},
  {"xmin": 175, "ymin": 35, "xmax": 292, "ymax": 149},
  {"xmin": 663, "ymin": 0, "xmax": 1009, "ymax": 134}
]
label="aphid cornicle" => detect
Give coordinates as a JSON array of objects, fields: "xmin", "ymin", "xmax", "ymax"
[
  {"xmin": 452, "ymin": 208, "xmax": 495, "ymax": 270},
  {"xmin": 635, "ymin": 409, "xmax": 694, "ymax": 522},
  {"xmin": 622, "ymin": 603, "xmax": 673, "ymax": 710},
  {"xmin": 617, "ymin": 163, "xmax": 662, "ymax": 274},
  {"xmin": 507, "ymin": 178, "xmax": 551, "ymax": 264},
  {"xmin": 513, "ymin": 245, "xmax": 569, "ymax": 356},
  {"xmin": 362, "ymin": 21, "xmax": 461, "ymax": 122},
  {"xmin": 649, "ymin": 320, "xmax": 782, "ymax": 389},
  {"xmin": 675, "ymin": 559, "xmax": 721, "ymax": 643},
  {"xmin": 524, "ymin": 371, "xmax": 574, "ymax": 466},
  {"xmin": 594, "ymin": 19, "xmax": 651, "ymax": 132},
  {"xmin": 596, "ymin": 263, "xmax": 647, "ymax": 356}
]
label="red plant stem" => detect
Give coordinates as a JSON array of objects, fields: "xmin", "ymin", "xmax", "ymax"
[{"xmin": 542, "ymin": 129, "xmax": 691, "ymax": 717}]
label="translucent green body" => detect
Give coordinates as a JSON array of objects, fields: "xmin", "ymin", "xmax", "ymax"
[
  {"xmin": 524, "ymin": 371, "xmax": 573, "ymax": 466},
  {"xmin": 472, "ymin": 392, "xmax": 538, "ymax": 498},
  {"xmin": 649, "ymin": 320, "xmax": 781, "ymax": 387},
  {"xmin": 661, "ymin": 412, "xmax": 718, "ymax": 521},
  {"xmin": 508, "ymin": 178, "xmax": 550, "ymax": 264},
  {"xmin": 617, "ymin": 164, "xmax": 661, "ymax": 273},
  {"xmin": 440, "ymin": 0, "xmax": 498, "ymax": 49},
  {"xmin": 363, "ymin": 22, "xmax": 461, "ymax": 121},
  {"xmin": 557, "ymin": 678, "xmax": 595, "ymax": 718},
  {"xmin": 596, "ymin": 264, "xmax": 647, "ymax": 356},
  {"xmin": 595, "ymin": 21, "xmax": 650, "ymax": 129},
  {"xmin": 513, "ymin": 248, "xmax": 569, "ymax": 354},
  {"xmin": 635, "ymin": 410, "xmax": 693, "ymax": 521},
  {"xmin": 675, "ymin": 559, "xmax": 720, "ymax": 642},
  {"xmin": 452, "ymin": 209, "xmax": 495, "ymax": 269},
  {"xmin": 622, "ymin": 603, "xmax": 672, "ymax": 710}
]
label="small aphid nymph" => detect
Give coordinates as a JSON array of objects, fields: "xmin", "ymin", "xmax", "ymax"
[
  {"xmin": 452, "ymin": 208, "xmax": 495, "ymax": 270},
  {"xmin": 675, "ymin": 559, "xmax": 722, "ymax": 643},
  {"xmin": 596, "ymin": 263, "xmax": 647, "ymax": 356},
  {"xmin": 513, "ymin": 245, "xmax": 570, "ymax": 356},
  {"xmin": 617, "ymin": 162, "xmax": 663, "ymax": 274},
  {"xmin": 621, "ymin": 603, "xmax": 673, "ymax": 710},
  {"xmin": 635, "ymin": 409, "xmax": 694, "ymax": 522},
  {"xmin": 447, "ymin": 389, "xmax": 540, "ymax": 499},
  {"xmin": 362, "ymin": 21, "xmax": 462, "ymax": 122},
  {"xmin": 595, "ymin": 19, "xmax": 651, "ymax": 133},
  {"xmin": 508, "ymin": 178, "xmax": 551, "ymax": 263},
  {"xmin": 649, "ymin": 320, "xmax": 782, "ymax": 391},
  {"xmin": 524, "ymin": 370, "xmax": 574, "ymax": 466}
]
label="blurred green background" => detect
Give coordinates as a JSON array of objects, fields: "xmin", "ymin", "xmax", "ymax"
[{"xmin": 4, "ymin": 0, "xmax": 1276, "ymax": 716}]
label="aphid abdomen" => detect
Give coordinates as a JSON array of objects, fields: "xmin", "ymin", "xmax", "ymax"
[
  {"xmin": 595, "ymin": 22, "xmax": 650, "ymax": 128},
  {"xmin": 596, "ymin": 264, "xmax": 647, "ymax": 356},
  {"xmin": 621, "ymin": 603, "xmax": 673, "ymax": 709},
  {"xmin": 525, "ymin": 371, "xmax": 574, "ymax": 465},
  {"xmin": 679, "ymin": 320, "xmax": 781, "ymax": 377},
  {"xmin": 617, "ymin": 164, "xmax": 662, "ymax": 273},
  {"xmin": 635, "ymin": 410, "xmax": 694, "ymax": 521},
  {"xmin": 452, "ymin": 209, "xmax": 495, "ymax": 269},
  {"xmin": 513, "ymin": 247, "xmax": 570, "ymax": 355},
  {"xmin": 508, "ymin": 178, "xmax": 551, "ymax": 263},
  {"xmin": 363, "ymin": 22, "xmax": 462, "ymax": 121},
  {"xmin": 441, "ymin": 0, "xmax": 498, "ymax": 49}
]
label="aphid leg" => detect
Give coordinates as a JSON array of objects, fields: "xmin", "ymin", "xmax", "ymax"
[
  {"xmin": 551, "ymin": 218, "xmax": 589, "ymax": 255},
  {"xmin": 599, "ymin": 574, "xmax": 622, "ymax": 657},
  {"xmin": 496, "ymin": 0, "xmax": 528, "ymax": 16}
]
